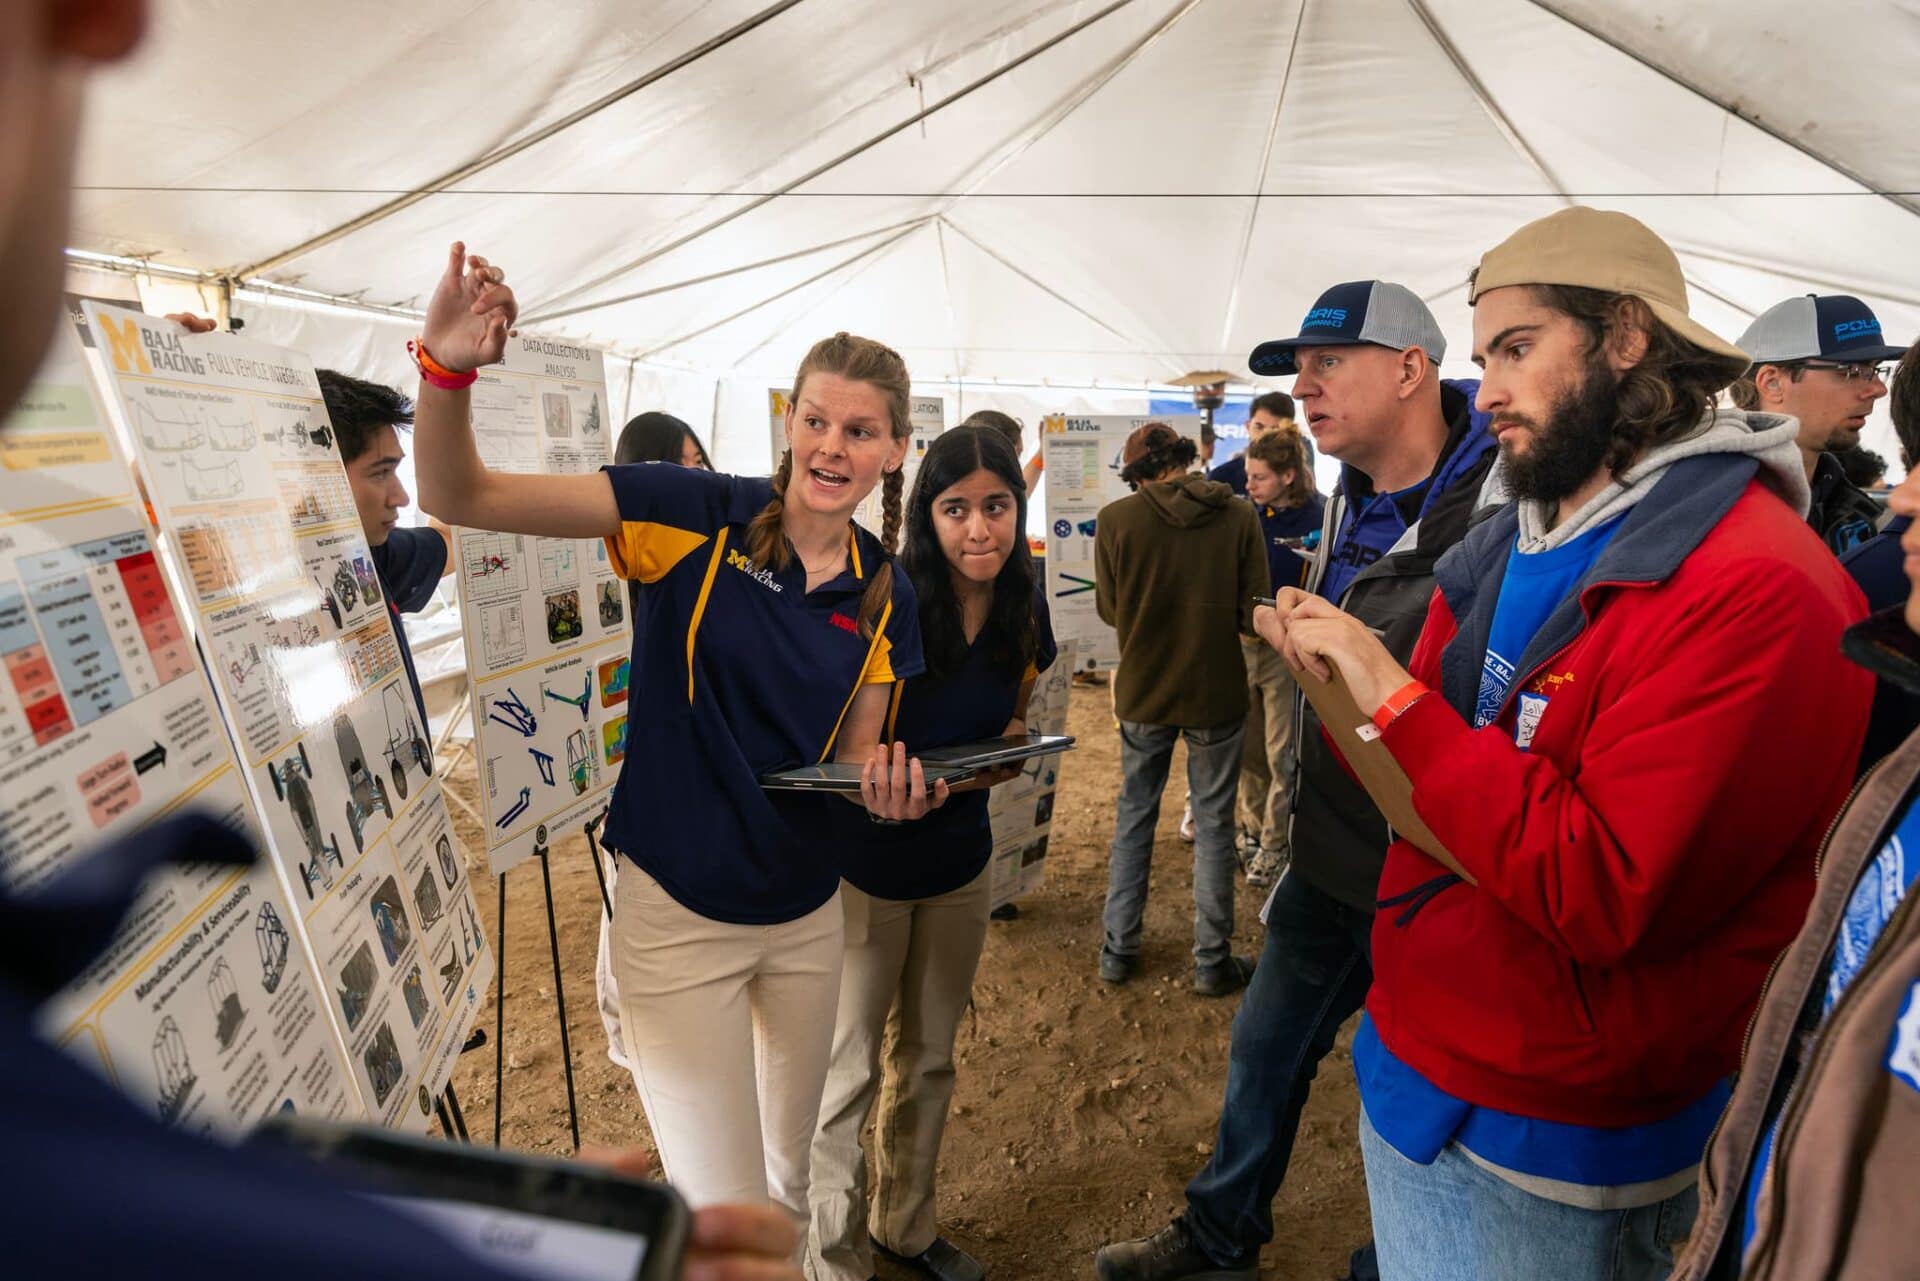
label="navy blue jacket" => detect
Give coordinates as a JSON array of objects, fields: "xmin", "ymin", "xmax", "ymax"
[{"xmin": 1840, "ymin": 514, "xmax": 1919, "ymax": 770}]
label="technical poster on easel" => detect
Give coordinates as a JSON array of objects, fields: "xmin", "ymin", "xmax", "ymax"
[
  {"xmin": 987, "ymin": 638, "xmax": 1076, "ymax": 909},
  {"xmin": 83, "ymin": 302, "xmax": 492, "ymax": 1130},
  {"xmin": 1039, "ymin": 414, "xmax": 1202, "ymax": 670},
  {"xmin": 454, "ymin": 334, "xmax": 629, "ymax": 875},
  {"xmin": 3, "ymin": 323, "xmax": 360, "ymax": 1135},
  {"xmin": 767, "ymin": 389, "xmax": 947, "ymax": 531}
]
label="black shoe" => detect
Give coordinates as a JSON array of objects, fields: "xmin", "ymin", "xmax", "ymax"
[
  {"xmin": 1193, "ymin": 955, "xmax": 1255, "ymax": 998},
  {"xmin": 1094, "ymin": 1219, "xmax": 1256, "ymax": 1281},
  {"xmin": 870, "ymin": 1235, "xmax": 985, "ymax": 1281},
  {"xmin": 1099, "ymin": 950, "xmax": 1136, "ymax": 984}
]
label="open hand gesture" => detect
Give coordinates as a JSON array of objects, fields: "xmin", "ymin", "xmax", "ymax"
[{"xmin": 422, "ymin": 241, "xmax": 517, "ymax": 374}]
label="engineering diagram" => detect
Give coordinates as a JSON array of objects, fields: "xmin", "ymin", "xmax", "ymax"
[
  {"xmin": 337, "ymin": 942, "xmax": 377, "ymax": 1031},
  {"xmin": 378, "ymin": 680, "xmax": 433, "ymax": 801},
  {"xmin": 265, "ymin": 743, "xmax": 343, "ymax": 900},
  {"xmin": 153, "ymin": 1016, "xmax": 195, "ymax": 1122},
  {"xmin": 334, "ymin": 712, "xmax": 393, "ymax": 853},
  {"xmin": 208, "ymin": 956, "xmax": 246, "ymax": 1051},
  {"xmin": 463, "ymin": 532, "xmax": 526, "ymax": 595},
  {"xmin": 255, "ymin": 901, "xmax": 290, "ymax": 993},
  {"xmin": 180, "ymin": 455, "xmax": 245, "ymax": 501},
  {"xmin": 127, "ymin": 399, "xmax": 207, "ymax": 453}
]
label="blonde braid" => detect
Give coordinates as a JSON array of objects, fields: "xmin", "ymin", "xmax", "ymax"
[{"xmin": 746, "ymin": 448, "xmax": 794, "ymax": 570}]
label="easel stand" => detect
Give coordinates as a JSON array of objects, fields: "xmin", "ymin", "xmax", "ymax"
[{"xmin": 491, "ymin": 840, "xmax": 583, "ymax": 1152}]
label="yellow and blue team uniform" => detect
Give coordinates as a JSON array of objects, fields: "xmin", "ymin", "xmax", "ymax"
[
  {"xmin": 601, "ymin": 463, "xmax": 923, "ymax": 924},
  {"xmin": 833, "ymin": 588, "xmax": 1057, "ymax": 901}
]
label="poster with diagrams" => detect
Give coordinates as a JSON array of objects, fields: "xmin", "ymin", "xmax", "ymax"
[
  {"xmin": 766, "ymin": 390, "xmax": 946, "ymax": 537},
  {"xmin": 455, "ymin": 333, "xmax": 629, "ymax": 875},
  {"xmin": 1039, "ymin": 414, "xmax": 1203, "ymax": 670},
  {"xmin": 83, "ymin": 302, "xmax": 491, "ymax": 1130},
  {"xmin": 3, "ymin": 323, "xmax": 359, "ymax": 1135},
  {"xmin": 986, "ymin": 639, "xmax": 1075, "ymax": 909}
]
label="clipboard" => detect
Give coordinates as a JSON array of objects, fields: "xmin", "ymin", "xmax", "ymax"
[{"xmin": 1293, "ymin": 661, "xmax": 1477, "ymax": 886}]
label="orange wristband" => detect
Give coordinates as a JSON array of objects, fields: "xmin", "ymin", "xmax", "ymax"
[
  {"xmin": 409, "ymin": 337, "xmax": 478, "ymax": 389},
  {"xmin": 1371, "ymin": 679, "xmax": 1430, "ymax": 732}
]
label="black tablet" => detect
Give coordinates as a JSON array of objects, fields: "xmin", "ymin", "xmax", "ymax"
[
  {"xmin": 250, "ymin": 1116, "xmax": 688, "ymax": 1281},
  {"xmin": 759, "ymin": 761, "xmax": 977, "ymax": 792},
  {"xmin": 915, "ymin": 733, "xmax": 1077, "ymax": 771}
]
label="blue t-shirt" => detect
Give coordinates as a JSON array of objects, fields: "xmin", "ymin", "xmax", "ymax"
[
  {"xmin": 1740, "ymin": 797, "xmax": 1920, "ymax": 1256},
  {"xmin": 600, "ymin": 464, "xmax": 924, "ymax": 924},
  {"xmin": 370, "ymin": 524, "xmax": 447, "ymax": 725},
  {"xmin": 1253, "ymin": 495, "xmax": 1324, "ymax": 592},
  {"xmin": 836, "ymin": 588, "xmax": 1057, "ymax": 901},
  {"xmin": 1473, "ymin": 516, "xmax": 1625, "ymax": 735}
]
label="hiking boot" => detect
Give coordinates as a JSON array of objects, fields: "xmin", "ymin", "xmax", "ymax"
[
  {"xmin": 1094, "ymin": 1219, "xmax": 1256, "ymax": 1281},
  {"xmin": 1099, "ymin": 950, "xmax": 1137, "ymax": 984},
  {"xmin": 1178, "ymin": 804, "xmax": 1196, "ymax": 842},
  {"xmin": 1244, "ymin": 846, "xmax": 1285, "ymax": 889},
  {"xmin": 1194, "ymin": 955, "xmax": 1255, "ymax": 998}
]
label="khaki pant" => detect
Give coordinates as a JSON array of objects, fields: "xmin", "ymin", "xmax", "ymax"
[
  {"xmin": 608, "ymin": 863, "xmax": 843, "ymax": 1226},
  {"xmin": 805, "ymin": 870, "xmax": 992, "ymax": 1281},
  {"xmin": 1236, "ymin": 638, "xmax": 1297, "ymax": 849}
]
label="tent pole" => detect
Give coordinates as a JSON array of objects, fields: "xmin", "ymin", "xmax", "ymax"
[
  {"xmin": 1219, "ymin": 0, "xmax": 1310, "ymax": 356},
  {"xmin": 1404, "ymin": 0, "xmax": 1570, "ymax": 198}
]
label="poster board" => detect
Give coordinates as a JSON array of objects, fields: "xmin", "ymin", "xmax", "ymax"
[
  {"xmin": 83, "ymin": 302, "xmax": 492, "ymax": 1130},
  {"xmin": 767, "ymin": 389, "xmax": 946, "ymax": 534},
  {"xmin": 988, "ymin": 639, "xmax": 1075, "ymax": 909},
  {"xmin": 4, "ymin": 323, "xmax": 361, "ymax": 1134},
  {"xmin": 1039, "ymin": 415, "xmax": 1203, "ymax": 670},
  {"xmin": 456, "ymin": 334, "xmax": 629, "ymax": 874}
]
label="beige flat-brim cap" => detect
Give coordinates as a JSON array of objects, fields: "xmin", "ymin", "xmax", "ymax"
[{"xmin": 1469, "ymin": 207, "xmax": 1748, "ymax": 367}]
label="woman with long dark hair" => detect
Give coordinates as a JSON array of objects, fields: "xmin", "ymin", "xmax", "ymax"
[
  {"xmin": 615, "ymin": 409, "xmax": 712, "ymax": 471},
  {"xmin": 807, "ymin": 426, "xmax": 1056, "ymax": 1281}
]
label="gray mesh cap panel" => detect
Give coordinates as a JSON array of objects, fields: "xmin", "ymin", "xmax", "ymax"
[
  {"xmin": 1358, "ymin": 281, "xmax": 1447, "ymax": 365},
  {"xmin": 1736, "ymin": 296, "xmax": 1821, "ymax": 365}
]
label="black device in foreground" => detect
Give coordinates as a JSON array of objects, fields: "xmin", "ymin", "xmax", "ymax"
[
  {"xmin": 759, "ymin": 761, "xmax": 978, "ymax": 792},
  {"xmin": 915, "ymin": 732, "xmax": 1077, "ymax": 771},
  {"xmin": 1843, "ymin": 606, "xmax": 1920, "ymax": 695},
  {"xmin": 250, "ymin": 1116, "xmax": 688, "ymax": 1281}
]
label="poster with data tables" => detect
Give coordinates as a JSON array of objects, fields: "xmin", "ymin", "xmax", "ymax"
[
  {"xmin": 84, "ymin": 302, "xmax": 491, "ymax": 1130},
  {"xmin": 3, "ymin": 322, "xmax": 360, "ymax": 1135},
  {"xmin": 454, "ymin": 333, "xmax": 629, "ymax": 875}
]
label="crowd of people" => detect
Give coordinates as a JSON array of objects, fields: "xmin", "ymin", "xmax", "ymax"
[{"xmin": 7, "ymin": 5, "xmax": 1920, "ymax": 1281}]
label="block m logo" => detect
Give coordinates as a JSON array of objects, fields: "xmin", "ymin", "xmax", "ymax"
[{"xmin": 97, "ymin": 314, "xmax": 151, "ymax": 375}]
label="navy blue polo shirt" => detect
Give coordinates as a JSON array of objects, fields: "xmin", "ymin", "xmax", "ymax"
[
  {"xmin": 836, "ymin": 589, "xmax": 1057, "ymax": 901},
  {"xmin": 601, "ymin": 463, "xmax": 924, "ymax": 924},
  {"xmin": 1255, "ymin": 494, "xmax": 1324, "ymax": 591},
  {"xmin": 370, "ymin": 524, "xmax": 447, "ymax": 725}
]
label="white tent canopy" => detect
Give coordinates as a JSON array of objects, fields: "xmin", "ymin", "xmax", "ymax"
[{"xmin": 71, "ymin": 0, "xmax": 1920, "ymax": 471}]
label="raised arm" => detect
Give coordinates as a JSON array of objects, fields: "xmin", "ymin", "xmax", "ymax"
[{"xmin": 413, "ymin": 243, "xmax": 621, "ymax": 539}]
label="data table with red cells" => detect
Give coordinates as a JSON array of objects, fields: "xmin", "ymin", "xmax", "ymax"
[{"xmin": 2, "ymin": 531, "xmax": 196, "ymax": 749}]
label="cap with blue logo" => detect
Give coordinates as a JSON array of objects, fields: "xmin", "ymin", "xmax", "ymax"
[
  {"xmin": 1736, "ymin": 294, "xmax": 1910, "ymax": 368},
  {"xmin": 1248, "ymin": 280, "xmax": 1447, "ymax": 377}
]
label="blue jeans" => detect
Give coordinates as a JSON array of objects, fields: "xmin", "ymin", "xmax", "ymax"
[
  {"xmin": 1182, "ymin": 873, "xmax": 1376, "ymax": 1272},
  {"xmin": 1102, "ymin": 718, "xmax": 1244, "ymax": 972},
  {"xmin": 1359, "ymin": 1105, "xmax": 1697, "ymax": 1281}
]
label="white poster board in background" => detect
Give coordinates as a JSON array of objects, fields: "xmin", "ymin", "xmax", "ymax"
[
  {"xmin": 5, "ymin": 324, "xmax": 360, "ymax": 1133},
  {"xmin": 455, "ymin": 334, "xmax": 629, "ymax": 875},
  {"xmin": 84, "ymin": 303, "xmax": 491, "ymax": 1130},
  {"xmin": 987, "ymin": 639, "xmax": 1075, "ymax": 909},
  {"xmin": 767, "ymin": 390, "xmax": 946, "ymax": 534},
  {"xmin": 1039, "ymin": 415, "xmax": 1203, "ymax": 671}
]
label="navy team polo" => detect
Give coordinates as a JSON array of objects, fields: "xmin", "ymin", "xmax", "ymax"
[
  {"xmin": 601, "ymin": 463, "xmax": 923, "ymax": 924},
  {"xmin": 835, "ymin": 586, "xmax": 1056, "ymax": 901}
]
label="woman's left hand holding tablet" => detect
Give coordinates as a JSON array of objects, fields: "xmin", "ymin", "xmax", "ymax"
[{"xmin": 860, "ymin": 741, "xmax": 949, "ymax": 821}]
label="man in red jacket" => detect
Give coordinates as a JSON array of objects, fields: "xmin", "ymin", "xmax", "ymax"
[{"xmin": 1256, "ymin": 207, "xmax": 1873, "ymax": 1280}]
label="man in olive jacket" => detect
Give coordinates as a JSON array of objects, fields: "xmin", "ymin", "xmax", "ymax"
[{"xmin": 1095, "ymin": 423, "xmax": 1269, "ymax": 998}]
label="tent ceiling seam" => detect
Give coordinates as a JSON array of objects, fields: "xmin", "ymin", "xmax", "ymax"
[
  {"xmin": 1405, "ymin": 0, "xmax": 1569, "ymax": 201},
  {"xmin": 235, "ymin": 0, "xmax": 810, "ymax": 280},
  {"xmin": 1525, "ymin": 0, "xmax": 1920, "ymax": 221},
  {"xmin": 1218, "ymin": 0, "xmax": 1310, "ymax": 355},
  {"xmin": 1671, "ymin": 243, "xmax": 1920, "ymax": 311},
  {"xmin": 523, "ymin": 0, "xmax": 1144, "ymax": 321},
  {"xmin": 728, "ymin": 224, "xmax": 927, "ymax": 369}
]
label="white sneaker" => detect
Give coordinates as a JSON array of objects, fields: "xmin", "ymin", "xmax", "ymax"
[
  {"xmin": 1178, "ymin": 804, "xmax": 1195, "ymax": 842},
  {"xmin": 1245, "ymin": 847, "xmax": 1285, "ymax": 889}
]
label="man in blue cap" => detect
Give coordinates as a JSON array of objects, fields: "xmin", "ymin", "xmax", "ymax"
[
  {"xmin": 1735, "ymin": 294, "xmax": 1910, "ymax": 554},
  {"xmin": 1096, "ymin": 281, "xmax": 1495, "ymax": 1281}
]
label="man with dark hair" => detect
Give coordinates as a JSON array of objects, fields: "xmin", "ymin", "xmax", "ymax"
[
  {"xmin": 1094, "ymin": 424, "xmax": 1267, "ymax": 997},
  {"xmin": 1262, "ymin": 209, "xmax": 1871, "ymax": 1279},
  {"xmin": 1097, "ymin": 279, "xmax": 1494, "ymax": 1281},
  {"xmin": 1734, "ymin": 293, "xmax": 1908, "ymax": 553},
  {"xmin": 317, "ymin": 369, "xmax": 453, "ymax": 724},
  {"xmin": 1208, "ymin": 391, "xmax": 1306, "ymax": 496}
]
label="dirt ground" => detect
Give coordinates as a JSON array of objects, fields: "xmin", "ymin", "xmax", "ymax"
[{"xmin": 445, "ymin": 684, "xmax": 1372, "ymax": 1279}]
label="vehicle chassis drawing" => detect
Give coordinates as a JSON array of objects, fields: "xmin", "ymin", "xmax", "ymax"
[
  {"xmin": 334, "ymin": 712, "xmax": 393, "ymax": 852},
  {"xmin": 266, "ymin": 742, "xmax": 343, "ymax": 899},
  {"xmin": 379, "ymin": 682, "xmax": 433, "ymax": 800}
]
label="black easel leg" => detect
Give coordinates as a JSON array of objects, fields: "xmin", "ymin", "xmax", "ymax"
[
  {"xmin": 435, "ymin": 1092, "xmax": 456, "ymax": 1138},
  {"xmin": 583, "ymin": 816, "xmax": 612, "ymax": 920},
  {"xmin": 538, "ymin": 849, "xmax": 582, "ymax": 1151},
  {"xmin": 493, "ymin": 871, "xmax": 507, "ymax": 1148},
  {"xmin": 445, "ymin": 1082, "xmax": 471, "ymax": 1142}
]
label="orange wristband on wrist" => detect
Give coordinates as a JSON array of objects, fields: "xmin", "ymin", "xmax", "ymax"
[
  {"xmin": 1371, "ymin": 679, "xmax": 1430, "ymax": 732},
  {"xmin": 409, "ymin": 337, "xmax": 478, "ymax": 390}
]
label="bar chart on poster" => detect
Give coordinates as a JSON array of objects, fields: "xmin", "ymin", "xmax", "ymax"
[
  {"xmin": 83, "ymin": 302, "xmax": 492, "ymax": 1130},
  {"xmin": 454, "ymin": 333, "xmax": 629, "ymax": 875}
]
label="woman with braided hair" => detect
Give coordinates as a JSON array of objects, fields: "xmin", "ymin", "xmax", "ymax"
[{"xmin": 407, "ymin": 244, "xmax": 945, "ymax": 1234}]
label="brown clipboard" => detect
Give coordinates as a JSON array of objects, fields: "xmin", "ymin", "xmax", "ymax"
[{"xmin": 1294, "ymin": 661, "xmax": 1477, "ymax": 886}]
